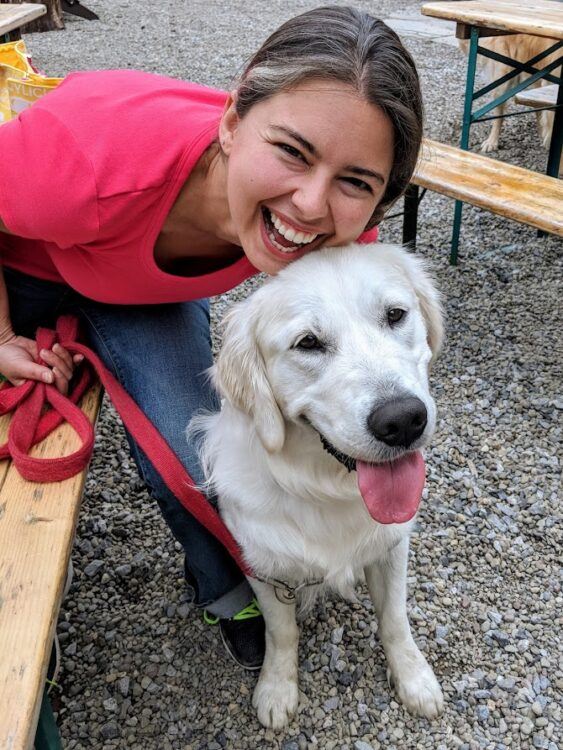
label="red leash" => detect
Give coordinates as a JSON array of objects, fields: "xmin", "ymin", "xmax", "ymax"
[{"xmin": 0, "ymin": 315, "xmax": 250, "ymax": 575}]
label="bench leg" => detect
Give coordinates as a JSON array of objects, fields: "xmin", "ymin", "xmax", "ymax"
[
  {"xmin": 450, "ymin": 200, "xmax": 463, "ymax": 265},
  {"xmin": 402, "ymin": 184, "xmax": 419, "ymax": 251},
  {"xmin": 449, "ymin": 26, "xmax": 478, "ymax": 265},
  {"xmin": 546, "ymin": 76, "xmax": 563, "ymax": 180},
  {"xmin": 34, "ymin": 689, "xmax": 62, "ymax": 750}
]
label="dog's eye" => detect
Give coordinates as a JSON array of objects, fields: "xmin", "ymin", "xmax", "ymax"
[
  {"xmin": 295, "ymin": 334, "xmax": 324, "ymax": 351},
  {"xmin": 387, "ymin": 308, "xmax": 406, "ymax": 326}
]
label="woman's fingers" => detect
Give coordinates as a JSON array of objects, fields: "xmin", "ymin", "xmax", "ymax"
[
  {"xmin": 40, "ymin": 346, "xmax": 84, "ymax": 395},
  {"xmin": 52, "ymin": 343, "xmax": 74, "ymax": 372},
  {"xmin": 0, "ymin": 337, "xmax": 84, "ymax": 393},
  {"xmin": 51, "ymin": 366, "xmax": 69, "ymax": 396},
  {"xmin": 40, "ymin": 347, "xmax": 73, "ymax": 381},
  {"xmin": 8, "ymin": 362, "xmax": 54, "ymax": 387}
]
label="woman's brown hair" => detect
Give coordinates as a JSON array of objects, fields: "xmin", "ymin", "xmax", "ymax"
[{"xmin": 235, "ymin": 5, "xmax": 423, "ymax": 229}]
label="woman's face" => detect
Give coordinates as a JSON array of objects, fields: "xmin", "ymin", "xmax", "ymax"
[{"xmin": 219, "ymin": 79, "xmax": 395, "ymax": 275}]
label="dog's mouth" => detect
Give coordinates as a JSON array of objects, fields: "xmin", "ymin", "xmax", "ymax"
[
  {"xmin": 318, "ymin": 431, "xmax": 357, "ymax": 472},
  {"xmin": 306, "ymin": 419, "xmax": 426, "ymax": 526}
]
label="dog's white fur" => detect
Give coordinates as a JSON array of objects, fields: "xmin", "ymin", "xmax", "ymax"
[
  {"xmin": 459, "ymin": 34, "xmax": 560, "ymax": 161},
  {"xmin": 192, "ymin": 244, "xmax": 445, "ymax": 728}
]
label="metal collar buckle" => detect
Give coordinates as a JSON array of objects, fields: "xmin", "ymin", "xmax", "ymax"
[{"xmin": 254, "ymin": 575, "xmax": 324, "ymax": 604}]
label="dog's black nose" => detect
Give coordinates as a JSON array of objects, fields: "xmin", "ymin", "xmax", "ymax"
[{"xmin": 367, "ymin": 397, "xmax": 428, "ymax": 448}]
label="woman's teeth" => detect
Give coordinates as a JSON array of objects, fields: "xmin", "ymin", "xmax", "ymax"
[{"xmin": 271, "ymin": 212, "xmax": 318, "ymax": 244}]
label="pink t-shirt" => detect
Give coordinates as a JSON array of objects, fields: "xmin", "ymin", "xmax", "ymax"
[{"xmin": 0, "ymin": 70, "xmax": 378, "ymax": 304}]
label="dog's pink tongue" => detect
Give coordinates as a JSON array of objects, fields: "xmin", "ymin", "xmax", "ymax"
[{"xmin": 357, "ymin": 452, "xmax": 426, "ymax": 525}]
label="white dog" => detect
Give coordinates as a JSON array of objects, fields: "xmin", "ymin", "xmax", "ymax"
[{"xmin": 193, "ymin": 244, "xmax": 445, "ymax": 729}]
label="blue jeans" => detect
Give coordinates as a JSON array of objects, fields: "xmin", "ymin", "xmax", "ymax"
[{"xmin": 5, "ymin": 267, "xmax": 252, "ymax": 617}]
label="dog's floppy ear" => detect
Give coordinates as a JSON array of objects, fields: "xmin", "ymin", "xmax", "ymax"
[
  {"xmin": 214, "ymin": 296, "xmax": 286, "ymax": 453},
  {"xmin": 404, "ymin": 253, "xmax": 444, "ymax": 364}
]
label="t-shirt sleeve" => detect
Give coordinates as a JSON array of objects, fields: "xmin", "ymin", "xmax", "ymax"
[
  {"xmin": 357, "ymin": 226, "xmax": 379, "ymax": 244},
  {"xmin": 0, "ymin": 106, "xmax": 99, "ymax": 247}
]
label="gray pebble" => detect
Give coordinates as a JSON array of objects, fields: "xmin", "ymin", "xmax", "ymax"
[
  {"xmin": 475, "ymin": 706, "xmax": 490, "ymax": 723},
  {"xmin": 83, "ymin": 560, "xmax": 104, "ymax": 577},
  {"xmin": 118, "ymin": 676, "xmax": 130, "ymax": 698},
  {"xmin": 331, "ymin": 626, "xmax": 344, "ymax": 645},
  {"xmin": 100, "ymin": 722, "xmax": 120, "ymax": 740}
]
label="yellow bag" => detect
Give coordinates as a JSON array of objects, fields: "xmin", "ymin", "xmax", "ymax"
[
  {"xmin": 7, "ymin": 73, "xmax": 63, "ymax": 119},
  {"xmin": 0, "ymin": 40, "xmax": 62, "ymax": 124},
  {"xmin": 0, "ymin": 40, "xmax": 34, "ymax": 123}
]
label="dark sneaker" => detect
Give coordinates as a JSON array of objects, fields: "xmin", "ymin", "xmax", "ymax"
[{"xmin": 204, "ymin": 599, "xmax": 265, "ymax": 671}]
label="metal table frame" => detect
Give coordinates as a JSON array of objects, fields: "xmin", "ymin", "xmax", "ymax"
[{"xmin": 451, "ymin": 24, "xmax": 563, "ymax": 262}]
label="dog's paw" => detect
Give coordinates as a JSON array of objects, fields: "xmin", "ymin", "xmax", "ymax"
[
  {"xmin": 253, "ymin": 676, "xmax": 299, "ymax": 729},
  {"xmin": 387, "ymin": 651, "xmax": 444, "ymax": 719},
  {"xmin": 540, "ymin": 131, "xmax": 551, "ymax": 149},
  {"xmin": 480, "ymin": 136, "xmax": 499, "ymax": 153}
]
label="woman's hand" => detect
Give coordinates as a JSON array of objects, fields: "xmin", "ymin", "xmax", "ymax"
[{"xmin": 0, "ymin": 334, "xmax": 84, "ymax": 395}]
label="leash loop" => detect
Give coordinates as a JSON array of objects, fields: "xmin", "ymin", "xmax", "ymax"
[{"xmin": 0, "ymin": 314, "xmax": 251, "ymax": 574}]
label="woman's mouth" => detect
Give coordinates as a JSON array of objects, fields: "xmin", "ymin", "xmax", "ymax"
[{"xmin": 261, "ymin": 208, "xmax": 324, "ymax": 255}]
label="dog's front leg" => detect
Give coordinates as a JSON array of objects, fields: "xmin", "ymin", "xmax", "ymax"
[
  {"xmin": 364, "ymin": 538, "xmax": 443, "ymax": 719},
  {"xmin": 247, "ymin": 577, "xmax": 299, "ymax": 729}
]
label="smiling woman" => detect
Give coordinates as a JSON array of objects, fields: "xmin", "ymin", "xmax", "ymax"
[
  {"xmin": 234, "ymin": 7, "xmax": 423, "ymax": 230},
  {"xmin": 0, "ymin": 5, "xmax": 423, "ymax": 670},
  {"xmin": 218, "ymin": 79, "xmax": 395, "ymax": 275}
]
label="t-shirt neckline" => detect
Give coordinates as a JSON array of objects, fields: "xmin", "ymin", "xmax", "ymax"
[{"xmin": 142, "ymin": 118, "xmax": 256, "ymax": 288}]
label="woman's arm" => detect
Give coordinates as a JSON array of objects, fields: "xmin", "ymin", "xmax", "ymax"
[{"xmin": 0, "ymin": 220, "xmax": 82, "ymax": 391}]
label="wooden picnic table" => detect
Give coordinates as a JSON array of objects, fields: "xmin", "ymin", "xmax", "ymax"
[
  {"xmin": 422, "ymin": 0, "xmax": 563, "ymax": 40},
  {"xmin": 420, "ymin": 0, "xmax": 563, "ymax": 259},
  {"xmin": 0, "ymin": 3, "xmax": 46, "ymax": 39}
]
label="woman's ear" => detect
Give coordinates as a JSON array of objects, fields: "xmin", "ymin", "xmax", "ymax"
[{"xmin": 218, "ymin": 90, "xmax": 239, "ymax": 156}]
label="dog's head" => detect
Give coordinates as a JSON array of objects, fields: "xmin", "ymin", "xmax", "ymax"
[{"xmin": 213, "ymin": 244, "xmax": 443, "ymax": 522}]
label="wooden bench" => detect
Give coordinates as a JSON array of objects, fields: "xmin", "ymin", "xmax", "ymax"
[
  {"xmin": 515, "ymin": 83, "xmax": 558, "ymax": 109},
  {"xmin": 403, "ymin": 138, "xmax": 563, "ymax": 263},
  {"xmin": 0, "ymin": 382, "xmax": 103, "ymax": 750},
  {"xmin": 0, "ymin": 4, "xmax": 47, "ymax": 41}
]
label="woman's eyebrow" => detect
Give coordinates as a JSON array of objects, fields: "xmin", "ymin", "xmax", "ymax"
[
  {"xmin": 271, "ymin": 125, "xmax": 318, "ymax": 156},
  {"xmin": 347, "ymin": 165, "xmax": 385, "ymax": 186},
  {"xmin": 270, "ymin": 125, "xmax": 385, "ymax": 185}
]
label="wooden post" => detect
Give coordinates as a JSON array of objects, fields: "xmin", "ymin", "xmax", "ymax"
[{"xmin": 3, "ymin": 1, "xmax": 64, "ymax": 34}]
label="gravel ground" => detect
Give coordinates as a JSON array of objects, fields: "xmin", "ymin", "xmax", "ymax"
[{"xmin": 23, "ymin": 1, "xmax": 562, "ymax": 748}]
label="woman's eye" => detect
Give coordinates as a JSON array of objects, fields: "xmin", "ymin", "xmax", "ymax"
[
  {"xmin": 342, "ymin": 177, "xmax": 373, "ymax": 194},
  {"xmin": 295, "ymin": 334, "xmax": 324, "ymax": 351},
  {"xmin": 278, "ymin": 143, "xmax": 306, "ymax": 162},
  {"xmin": 387, "ymin": 308, "xmax": 406, "ymax": 326}
]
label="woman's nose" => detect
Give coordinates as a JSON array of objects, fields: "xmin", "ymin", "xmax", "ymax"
[{"xmin": 291, "ymin": 173, "xmax": 330, "ymax": 223}]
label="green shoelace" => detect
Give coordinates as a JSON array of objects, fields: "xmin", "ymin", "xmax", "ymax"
[{"xmin": 203, "ymin": 597, "xmax": 261, "ymax": 626}]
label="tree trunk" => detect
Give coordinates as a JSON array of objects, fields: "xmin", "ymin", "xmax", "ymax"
[{"xmin": 3, "ymin": 0, "xmax": 65, "ymax": 35}]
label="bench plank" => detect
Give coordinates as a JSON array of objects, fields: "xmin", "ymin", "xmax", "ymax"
[
  {"xmin": 515, "ymin": 83, "xmax": 558, "ymax": 109},
  {"xmin": 413, "ymin": 139, "xmax": 563, "ymax": 237},
  {"xmin": 0, "ymin": 383, "xmax": 103, "ymax": 750},
  {"xmin": 0, "ymin": 4, "xmax": 47, "ymax": 36}
]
